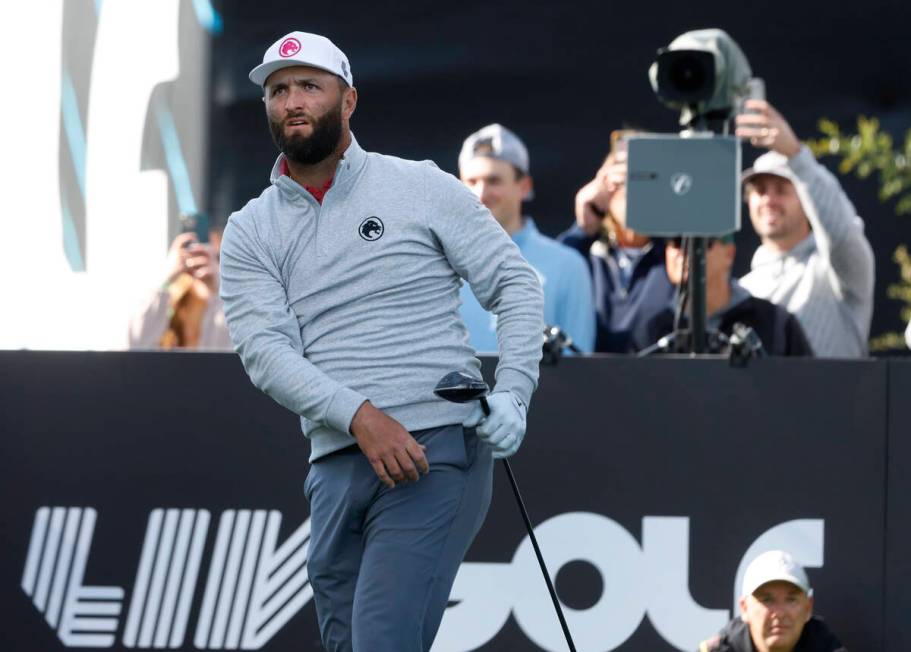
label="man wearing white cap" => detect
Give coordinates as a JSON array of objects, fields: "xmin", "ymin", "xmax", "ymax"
[
  {"xmin": 458, "ymin": 123, "xmax": 595, "ymax": 353},
  {"xmin": 735, "ymin": 101, "xmax": 875, "ymax": 358},
  {"xmin": 219, "ymin": 31, "xmax": 543, "ymax": 652},
  {"xmin": 699, "ymin": 550, "xmax": 846, "ymax": 652}
]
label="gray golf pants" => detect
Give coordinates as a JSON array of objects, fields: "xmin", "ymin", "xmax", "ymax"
[{"xmin": 304, "ymin": 424, "xmax": 493, "ymax": 652}]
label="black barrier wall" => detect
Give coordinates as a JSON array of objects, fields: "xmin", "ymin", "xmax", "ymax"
[
  {"xmin": 0, "ymin": 352, "xmax": 907, "ymax": 651},
  {"xmin": 886, "ymin": 360, "xmax": 911, "ymax": 651}
]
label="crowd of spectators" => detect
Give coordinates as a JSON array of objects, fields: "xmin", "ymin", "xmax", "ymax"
[{"xmin": 128, "ymin": 105, "xmax": 902, "ymax": 360}]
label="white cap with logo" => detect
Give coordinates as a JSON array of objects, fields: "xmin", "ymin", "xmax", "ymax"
[
  {"xmin": 741, "ymin": 550, "xmax": 812, "ymax": 597},
  {"xmin": 249, "ymin": 31, "xmax": 353, "ymax": 88}
]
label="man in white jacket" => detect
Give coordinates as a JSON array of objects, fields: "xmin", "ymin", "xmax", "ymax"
[{"xmin": 736, "ymin": 100, "xmax": 875, "ymax": 358}]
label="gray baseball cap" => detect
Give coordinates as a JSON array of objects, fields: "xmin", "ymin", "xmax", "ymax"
[{"xmin": 459, "ymin": 124, "xmax": 530, "ymax": 175}]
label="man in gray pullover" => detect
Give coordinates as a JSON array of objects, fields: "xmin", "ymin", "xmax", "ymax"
[
  {"xmin": 219, "ymin": 31, "xmax": 543, "ymax": 652},
  {"xmin": 735, "ymin": 100, "xmax": 875, "ymax": 357}
]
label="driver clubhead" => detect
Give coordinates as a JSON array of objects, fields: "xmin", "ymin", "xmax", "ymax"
[{"xmin": 434, "ymin": 371, "xmax": 489, "ymax": 404}]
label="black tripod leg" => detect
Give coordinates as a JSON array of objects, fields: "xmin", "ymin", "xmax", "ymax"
[{"xmin": 501, "ymin": 459, "xmax": 577, "ymax": 652}]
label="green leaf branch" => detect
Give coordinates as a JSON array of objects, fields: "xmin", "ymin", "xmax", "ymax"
[{"xmin": 806, "ymin": 116, "xmax": 911, "ymax": 352}]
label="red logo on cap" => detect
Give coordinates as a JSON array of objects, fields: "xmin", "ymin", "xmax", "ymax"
[{"xmin": 279, "ymin": 37, "xmax": 301, "ymax": 58}]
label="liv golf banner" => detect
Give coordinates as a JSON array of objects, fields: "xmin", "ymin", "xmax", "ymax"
[{"xmin": 0, "ymin": 352, "xmax": 890, "ymax": 650}]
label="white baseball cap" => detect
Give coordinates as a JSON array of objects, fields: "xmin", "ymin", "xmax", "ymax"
[
  {"xmin": 742, "ymin": 550, "xmax": 812, "ymax": 597},
  {"xmin": 249, "ymin": 31, "xmax": 353, "ymax": 88},
  {"xmin": 741, "ymin": 150, "xmax": 800, "ymax": 187}
]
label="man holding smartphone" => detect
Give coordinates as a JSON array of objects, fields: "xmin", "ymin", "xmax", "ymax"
[
  {"xmin": 735, "ymin": 100, "xmax": 875, "ymax": 357},
  {"xmin": 558, "ymin": 129, "xmax": 676, "ymax": 352},
  {"xmin": 127, "ymin": 212, "xmax": 231, "ymax": 349}
]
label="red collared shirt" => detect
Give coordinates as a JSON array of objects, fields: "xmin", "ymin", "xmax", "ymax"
[{"xmin": 279, "ymin": 158, "xmax": 334, "ymax": 204}]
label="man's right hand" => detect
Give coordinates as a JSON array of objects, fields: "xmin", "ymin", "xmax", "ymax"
[
  {"xmin": 164, "ymin": 232, "xmax": 198, "ymax": 285},
  {"xmin": 574, "ymin": 176, "xmax": 608, "ymax": 236},
  {"xmin": 163, "ymin": 233, "xmax": 219, "ymax": 299},
  {"xmin": 735, "ymin": 100, "xmax": 802, "ymax": 158},
  {"xmin": 575, "ymin": 159, "xmax": 625, "ymax": 237},
  {"xmin": 350, "ymin": 402, "xmax": 429, "ymax": 488}
]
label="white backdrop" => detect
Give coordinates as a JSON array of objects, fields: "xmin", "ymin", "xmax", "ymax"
[{"xmin": 0, "ymin": 1, "xmax": 208, "ymax": 349}]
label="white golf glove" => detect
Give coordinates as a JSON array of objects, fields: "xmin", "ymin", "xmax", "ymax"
[{"xmin": 462, "ymin": 391, "xmax": 527, "ymax": 459}]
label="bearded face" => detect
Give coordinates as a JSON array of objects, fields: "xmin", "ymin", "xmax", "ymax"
[{"xmin": 268, "ymin": 97, "xmax": 343, "ymax": 166}]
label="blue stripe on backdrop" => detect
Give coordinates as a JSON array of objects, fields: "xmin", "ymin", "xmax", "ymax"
[
  {"xmin": 192, "ymin": 0, "xmax": 223, "ymax": 35},
  {"xmin": 60, "ymin": 67, "xmax": 88, "ymax": 272},
  {"xmin": 60, "ymin": 70, "xmax": 87, "ymax": 198},
  {"xmin": 60, "ymin": 190, "xmax": 86, "ymax": 272},
  {"xmin": 155, "ymin": 99, "xmax": 198, "ymax": 216}
]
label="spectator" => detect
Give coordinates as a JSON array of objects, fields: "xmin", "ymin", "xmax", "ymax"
[
  {"xmin": 128, "ymin": 221, "xmax": 231, "ymax": 349},
  {"xmin": 559, "ymin": 130, "xmax": 675, "ymax": 352},
  {"xmin": 736, "ymin": 100, "xmax": 875, "ymax": 358},
  {"xmin": 637, "ymin": 235, "xmax": 813, "ymax": 356},
  {"xmin": 699, "ymin": 550, "xmax": 846, "ymax": 652},
  {"xmin": 457, "ymin": 124, "xmax": 595, "ymax": 353}
]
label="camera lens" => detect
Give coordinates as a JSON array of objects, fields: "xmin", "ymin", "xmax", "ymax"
[
  {"xmin": 669, "ymin": 54, "xmax": 708, "ymax": 94},
  {"xmin": 655, "ymin": 49, "xmax": 716, "ymax": 105}
]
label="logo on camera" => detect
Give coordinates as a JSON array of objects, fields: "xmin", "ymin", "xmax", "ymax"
[{"xmin": 670, "ymin": 173, "xmax": 693, "ymax": 196}]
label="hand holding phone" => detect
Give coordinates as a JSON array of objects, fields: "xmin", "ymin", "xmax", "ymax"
[
  {"xmin": 740, "ymin": 78, "xmax": 766, "ymax": 114},
  {"xmin": 735, "ymin": 100, "xmax": 801, "ymax": 159},
  {"xmin": 179, "ymin": 212, "xmax": 210, "ymax": 244}
]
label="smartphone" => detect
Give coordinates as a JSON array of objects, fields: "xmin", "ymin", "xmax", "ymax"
[
  {"xmin": 610, "ymin": 128, "xmax": 633, "ymax": 157},
  {"xmin": 740, "ymin": 77, "xmax": 766, "ymax": 113},
  {"xmin": 179, "ymin": 212, "xmax": 210, "ymax": 244}
]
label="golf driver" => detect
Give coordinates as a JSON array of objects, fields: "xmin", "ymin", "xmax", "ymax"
[{"xmin": 434, "ymin": 371, "xmax": 577, "ymax": 652}]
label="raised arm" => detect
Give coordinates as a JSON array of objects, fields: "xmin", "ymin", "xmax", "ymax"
[{"xmin": 786, "ymin": 147, "xmax": 875, "ymax": 305}]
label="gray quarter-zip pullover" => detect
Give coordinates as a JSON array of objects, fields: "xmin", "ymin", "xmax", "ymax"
[{"xmin": 220, "ymin": 135, "xmax": 543, "ymax": 460}]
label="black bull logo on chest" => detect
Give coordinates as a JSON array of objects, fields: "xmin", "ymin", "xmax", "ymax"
[{"xmin": 361, "ymin": 219, "xmax": 382, "ymax": 239}]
